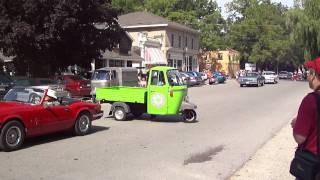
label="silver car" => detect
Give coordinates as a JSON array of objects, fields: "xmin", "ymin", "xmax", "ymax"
[{"xmin": 239, "ymin": 72, "xmax": 265, "ymax": 87}]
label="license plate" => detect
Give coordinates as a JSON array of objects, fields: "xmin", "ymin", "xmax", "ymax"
[
  {"xmin": 0, "ymin": 88, "xmax": 5, "ymax": 91},
  {"xmin": 246, "ymin": 82, "xmax": 250, "ymax": 84}
]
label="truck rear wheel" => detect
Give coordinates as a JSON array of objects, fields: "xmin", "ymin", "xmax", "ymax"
[{"xmin": 114, "ymin": 107, "xmax": 127, "ymax": 121}]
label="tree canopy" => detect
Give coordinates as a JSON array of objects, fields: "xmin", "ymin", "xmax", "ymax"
[{"xmin": 0, "ymin": 0, "xmax": 122, "ymax": 76}]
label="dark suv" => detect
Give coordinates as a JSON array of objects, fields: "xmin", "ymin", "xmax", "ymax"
[{"xmin": 0, "ymin": 72, "xmax": 13, "ymax": 99}]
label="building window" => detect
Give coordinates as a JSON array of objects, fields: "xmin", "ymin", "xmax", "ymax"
[
  {"xmin": 189, "ymin": 56, "xmax": 193, "ymax": 71},
  {"xmin": 171, "ymin": 34, "xmax": 174, "ymax": 47},
  {"xmin": 127, "ymin": 61, "xmax": 132, "ymax": 67},
  {"xmin": 177, "ymin": 60, "xmax": 182, "ymax": 70},
  {"xmin": 191, "ymin": 38, "xmax": 194, "ymax": 49},
  {"xmin": 185, "ymin": 37, "xmax": 188, "ymax": 47},
  {"xmin": 218, "ymin": 53, "xmax": 223, "ymax": 60},
  {"xmin": 168, "ymin": 59, "xmax": 173, "ymax": 67},
  {"xmin": 109, "ymin": 60, "xmax": 124, "ymax": 67},
  {"xmin": 178, "ymin": 36, "xmax": 181, "ymax": 48}
]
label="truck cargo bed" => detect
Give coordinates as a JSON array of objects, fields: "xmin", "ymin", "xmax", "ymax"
[{"xmin": 96, "ymin": 86, "xmax": 147, "ymax": 104}]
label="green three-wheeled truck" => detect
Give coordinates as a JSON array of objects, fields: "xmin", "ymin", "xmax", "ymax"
[{"xmin": 96, "ymin": 66, "xmax": 197, "ymax": 122}]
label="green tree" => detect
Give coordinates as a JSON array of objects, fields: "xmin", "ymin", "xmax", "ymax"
[
  {"xmin": 112, "ymin": 0, "xmax": 144, "ymax": 14},
  {"xmin": 0, "ymin": 0, "xmax": 122, "ymax": 76},
  {"xmin": 294, "ymin": 0, "xmax": 320, "ymax": 59},
  {"xmin": 226, "ymin": 0, "xmax": 302, "ymax": 71}
]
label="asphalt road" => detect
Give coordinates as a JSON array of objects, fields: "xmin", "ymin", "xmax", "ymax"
[{"xmin": 0, "ymin": 80, "xmax": 309, "ymax": 180}]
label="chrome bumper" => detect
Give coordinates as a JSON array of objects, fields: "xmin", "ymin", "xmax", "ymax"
[{"xmin": 93, "ymin": 111, "xmax": 104, "ymax": 119}]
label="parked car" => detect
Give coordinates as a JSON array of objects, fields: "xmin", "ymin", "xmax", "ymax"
[
  {"xmin": 0, "ymin": 86, "xmax": 103, "ymax": 151},
  {"xmin": 278, "ymin": 71, "xmax": 289, "ymax": 79},
  {"xmin": 238, "ymin": 72, "xmax": 265, "ymax": 87},
  {"xmin": 262, "ymin": 71, "xmax": 278, "ymax": 84},
  {"xmin": 0, "ymin": 72, "xmax": 13, "ymax": 99},
  {"xmin": 208, "ymin": 76, "xmax": 216, "ymax": 85},
  {"xmin": 200, "ymin": 72, "xmax": 208, "ymax": 81},
  {"xmin": 185, "ymin": 72, "xmax": 201, "ymax": 86},
  {"xmin": 56, "ymin": 74, "xmax": 91, "ymax": 97},
  {"xmin": 287, "ymin": 72, "xmax": 294, "ymax": 80},
  {"xmin": 13, "ymin": 77, "xmax": 61, "ymax": 87},
  {"xmin": 213, "ymin": 72, "xmax": 226, "ymax": 83},
  {"xmin": 179, "ymin": 72, "xmax": 192, "ymax": 86},
  {"xmin": 186, "ymin": 71, "xmax": 203, "ymax": 85}
]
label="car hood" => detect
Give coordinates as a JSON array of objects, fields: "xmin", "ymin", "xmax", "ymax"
[{"xmin": 240, "ymin": 76, "xmax": 257, "ymax": 79}]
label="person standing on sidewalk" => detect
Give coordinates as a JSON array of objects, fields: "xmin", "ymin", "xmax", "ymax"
[{"xmin": 291, "ymin": 57, "xmax": 320, "ymax": 180}]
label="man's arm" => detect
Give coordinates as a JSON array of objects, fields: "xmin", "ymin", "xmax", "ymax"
[{"xmin": 293, "ymin": 133, "xmax": 307, "ymax": 145}]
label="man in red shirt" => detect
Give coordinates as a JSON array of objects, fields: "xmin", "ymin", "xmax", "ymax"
[{"xmin": 292, "ymin": 57, "xmax": 320, "ymax": 179}]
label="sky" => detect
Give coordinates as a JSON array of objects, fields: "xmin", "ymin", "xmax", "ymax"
[{"xmin": 216, "ymin": 0, "xmax": 294, "ymax": 17}]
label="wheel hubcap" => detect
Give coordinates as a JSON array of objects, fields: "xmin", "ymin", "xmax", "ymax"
[
  {"xmin": 185, "ymin": 111, "xmax": 195, "ymax": 121},
  {"xmin": 79, "ymin": 115, "xmax": 90, "ymax": 132},
  {"xmin": 115, "ymin": 110, "xmax": 124, "ymax": 120},
  {"xmin": 6, "ymin": 126, "xmax": 22, "ymax": 147}
]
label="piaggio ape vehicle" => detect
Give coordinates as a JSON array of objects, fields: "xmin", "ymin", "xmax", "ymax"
[{"xmin": 96, "ymin": 66, "xmax": 197, "ymax": 122}]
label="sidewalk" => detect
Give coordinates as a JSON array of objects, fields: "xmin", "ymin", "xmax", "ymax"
[{"xmin": 230, "ymin": 123, "xmax": 296, "ymax": 180}]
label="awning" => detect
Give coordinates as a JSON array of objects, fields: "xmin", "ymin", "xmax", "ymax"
[{"xmin": 144, "ymin": 47, "xmax": 167, "ymax": 65}]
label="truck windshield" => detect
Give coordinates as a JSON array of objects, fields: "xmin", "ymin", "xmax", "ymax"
[
  {"xmin": 167, "ymin": 70, "xmax": 184, "ymax": 86},
  {"xmin": 92, "ymin": 70, "xmax": 110, "ymax": 80}
]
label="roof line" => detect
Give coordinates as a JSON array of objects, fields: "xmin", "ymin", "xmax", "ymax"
[{"xmin": 122, "ymin": 24, "xmax": 168, "ymax": 29}]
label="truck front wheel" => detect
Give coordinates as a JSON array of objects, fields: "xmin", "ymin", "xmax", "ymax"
[
  {"xmin": 114, "ymin": 107, "xmax": 127, "ymax": 121},
  {"xmin": 183, "ymin": 110, "xmax": 197, "ymax": 123}
]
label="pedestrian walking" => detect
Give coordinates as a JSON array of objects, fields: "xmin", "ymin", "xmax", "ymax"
[{"xmin": 290, "ymin": 57, "xmax": 320, "ymax": 180}]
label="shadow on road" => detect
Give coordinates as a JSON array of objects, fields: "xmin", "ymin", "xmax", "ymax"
[
  {"xmin": 11, "ymin": 125, "xmax": 110, "ymax": 151},
  {"xmin": 109, "ymin": 114, "xmax": 199, "ymax": 123}
]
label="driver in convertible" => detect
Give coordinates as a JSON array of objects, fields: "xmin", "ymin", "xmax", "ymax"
[{"xmin": 43, "ymin": 89, "xmax": 59, "ymax": 105}]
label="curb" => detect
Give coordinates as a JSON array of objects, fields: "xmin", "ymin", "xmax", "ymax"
[{"xmin": 229, "ymin": 123, "xmax": 296, "ymax": 180}]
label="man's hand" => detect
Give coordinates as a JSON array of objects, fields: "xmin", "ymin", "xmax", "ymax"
[{"xmin": 291, "ymin": 117, "xmax": 297, "ymax": 128}]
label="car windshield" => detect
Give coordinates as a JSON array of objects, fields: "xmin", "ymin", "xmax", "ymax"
[
  {"xmin": 264, "ymin": 72, "xmax": 275, "ymax": 75},
  {"xmin": 92, "ymin": 70, "xmax": 110, "ymax": 80},
  {"xmin": 167, "ymin": 70, "xmax": 184, "ymax": 86},
  {"xmin": 4, "ymin": 87, "xmax": 45, "ymax": 105},
  {"xmin": 246, "ymin": 73, "xmax": 258, "ymax": 77}
]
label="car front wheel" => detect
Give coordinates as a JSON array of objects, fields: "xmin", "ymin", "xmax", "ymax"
[
  {"xmin": 74, "ymin": 112, "xmax": 92, "ymax": 136},
  {"xmin": 0, "ymin": 120, "xmax": 25, "ymax": 152}
]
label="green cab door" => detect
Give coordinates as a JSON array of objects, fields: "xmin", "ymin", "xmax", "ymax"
[
  {"xmin": 147, "ymin": 70, "xmax": 169, "ymax": 115},
  {"xmin": 167, "ymin": 70, "xmax": 187, "ymax": 115}
]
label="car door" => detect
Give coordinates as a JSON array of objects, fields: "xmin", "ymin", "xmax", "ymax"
[
  {"xmin": 27, "ymin": 105, "xmax": 64, "ymax": 135},
  {"xmin": 43, "ymin": 102, "xmax": 74, "ymax": 131},
  {"xmin": 147, "ymin": 70, "xmax": 168, "ymax": 115}
]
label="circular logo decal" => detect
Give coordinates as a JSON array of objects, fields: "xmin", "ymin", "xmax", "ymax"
[{"xmin": 151, "ymin": 93, "xmax": 165, "ymax": 108}]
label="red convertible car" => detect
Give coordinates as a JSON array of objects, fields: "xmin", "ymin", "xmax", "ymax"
[{"xmin": 0, "ymin": 86, "xmax": 103, "ymax": 151}]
